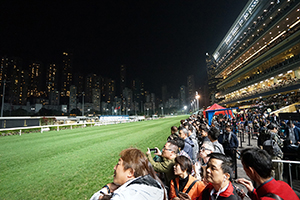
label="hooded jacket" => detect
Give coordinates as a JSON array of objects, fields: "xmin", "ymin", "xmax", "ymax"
[
  {"xmin": 90, "ymin": 175, "xmax": 165, "ymax": 200},
  {"xmin": 111, "ymin": 174, "xmax": 165, "ymax": 200}
]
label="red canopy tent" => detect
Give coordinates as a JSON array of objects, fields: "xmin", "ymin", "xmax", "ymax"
[
  {"xmin": 203, "ymin": 104, "xmax": 234, "ymax": 125},
  {"xmin": 203, "ymin": 103, "xmax": 227, "ymax": 117}
]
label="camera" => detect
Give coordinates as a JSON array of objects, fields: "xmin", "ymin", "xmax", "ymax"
[{"xmin": 149, "ymin": 148, "xmax": 158, "ymax": 153}]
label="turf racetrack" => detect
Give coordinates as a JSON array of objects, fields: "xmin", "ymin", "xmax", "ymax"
[{"xmin": 0, "ymin": 115, "xmax": 187, "ymax": 199}]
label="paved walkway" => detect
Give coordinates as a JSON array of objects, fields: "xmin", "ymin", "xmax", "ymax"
[{"xmin": 233, "ymin": 131, "xmax": 300, "ymax": 198}]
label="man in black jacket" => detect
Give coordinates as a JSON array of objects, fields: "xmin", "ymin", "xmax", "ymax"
[{"xmin": 219, "ymin": 125, "xmax": 239, "ymax": 171}]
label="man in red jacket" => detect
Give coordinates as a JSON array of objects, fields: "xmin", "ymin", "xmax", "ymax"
[{"xmin": 237, "ymin": 148, "xmax": 299, "ymax": 200}]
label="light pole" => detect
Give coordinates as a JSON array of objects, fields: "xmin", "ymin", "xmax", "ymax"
[
  {"xmin": 184, "ymin": 105, "xmax": 187, "ymax": 115},
  {"xmin": 147, "ymin": 108, "xmax": 149, "ymax": 116},
  {"xmin": 82, "ymin": 92, "xmax": 85, "ymax": 116},
  {"xmin": 195, "ymin": 92, "xmax": 200, "ymax": 112},
  {"xmin": 161, "ymin": 107, "xmax": 164, "ymax": 116},
  {"xmin": 1, "ymin": 80, "xmax": 6, "ymax": 117}
]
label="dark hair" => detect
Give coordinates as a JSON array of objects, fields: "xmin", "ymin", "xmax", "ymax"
[
  {"xmin": 178, "ymin": 127, "xmax": 188, "ymax": 135},
  {"xmin": 241, "ymin": 148, "xmax": 272, "ymax": 179},
  {"xmin": 208, "ymin": 153, "xmax": 233, "ymax": 181},
  {"xmin": 267, "ymin": 123, "xmax": 277, "ymax": 130},
  {"xmin": 225, "ymin": 125, "xmax": 231, "ymax": 129},
  {"xmin": 174, "ymin": 137, "xmax": 185, "ymax": 150},
  {"xmin": 188, "ymin": 124, "xmax": 194, "ymax": 131},
  {"xmin": 175, "ymin": 155, "xmax": 193, "ymax": 174},
  {"xmin": 167, "ymin": 140, "xmax": 179, "ymax": 154},
  {"xmin": 287, "ymin": 120, "xmax": 294, "ymax": 126},
  {"xmin": 208, "ymin": 127, "xmax": 220, "ymax": 140},
  {"xmin": 171, "ymin": 126, "xmax": 178, "ymax": 132},
  {"xmin": 183, "ymin": 122, "xmax": 189, "ymax": 127},
  {"xmin": 200, "ymin": 124, "xmax": 209, "ymax": 133}
]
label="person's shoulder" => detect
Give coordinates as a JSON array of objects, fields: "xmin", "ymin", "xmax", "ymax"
[
  {"xmin": 263, "ymin": 179, "xmax": 297, "ymax": 195},
  {"xmin": 275, "ymin": 179, "xmax": 295, "ymax": 188},
  {"xmin": 112, "ymin": 176, "xmax": 165, "ymax": 200},
  {"xmin": 191, "ymin": 176, "xmax": 205, "ymax": 188}
]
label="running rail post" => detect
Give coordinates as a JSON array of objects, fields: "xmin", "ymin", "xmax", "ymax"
[
  {"xmin": 288, "ymin": 163, "xmax": 293, "ymax": 189},
  {"xmin": 234, "ymin": 149, "xmax": 238, "ymax": 179},
  {"xmin": 240, "ymin": 131, "xmax": 243, "ymax": 148},
  {"xmin": 247, "ymin": 128, "xmax": 251, "ymax": 146}
]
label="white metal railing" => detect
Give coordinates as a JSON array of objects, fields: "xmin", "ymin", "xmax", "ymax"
[
  {"xmin": 272, "ymin": 159, "xmax": 300, "ymax": 189},
  {"xmin": 0, "ymin": 120, "xmax": 133, "ymax": 136}
]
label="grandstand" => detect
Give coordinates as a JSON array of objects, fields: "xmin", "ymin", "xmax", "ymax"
[{"xmin": 207, "ymin": 0, "xmax": 300, "ymax": 108}]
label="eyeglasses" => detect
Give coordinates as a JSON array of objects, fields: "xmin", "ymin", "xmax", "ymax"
[
  {"xmin": 200, "ymin": 147, "xmax": 212, "ymax": 152},
  {"xmin": 163, "ymin": 147, "xmax": 174, "ymax": 152}
]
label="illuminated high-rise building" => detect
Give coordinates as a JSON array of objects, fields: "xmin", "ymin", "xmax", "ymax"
[
  {"xmin": 69, "ymin": 85, "xmax": 77, "ymax": 111},
  {"xmin": 92, "ymin": 88, "xmax": 101, "ymax": 112},
  {"xmin": 102, "ymin": 77, "xmax": 115, "ymax": 103},
  {"xmin": 187, "ymin": 75, "xmax": 195, "ymax": 103},
  {"xmin": 1, "ymin": 57, "xmax": 26, "ymax": 105},
  {"xmin": 179, "ymin": 85, "xmax": 186, "ymax": 108},
  {"xmin": 28, "ymin": 61, "xmax": 43, "ymax": 99},
  {"xmin": 73, "ymin": 73, "xmax": 84, "ymax": 96},
  {"xmin": 49, "ymin": 90, "xmax": 60, "ymax": 105},
  {"xmin": 120, "ymin": 65, "xmax": 126, "ymax": 94},
  {"xmin": 122, "ymin": 87, "xmax": 133, "ymax": 113},
  {"xmin": 0, "ymin": 56, "xmax": 9, "ymax": 89},
  {"xmin": 132, "ymin": 78, "xmax": 144, "ymax": 113},
  {"xmin": 46, "ymin": 63, "xmax": 58, "ymax": 96},
  {"xmin": 60, "ymin": 51, "xmax": 73, "ymax": 99},
  {"xmin": 85, "ymin": 74, "xmax": 101, "ymax": 103}
]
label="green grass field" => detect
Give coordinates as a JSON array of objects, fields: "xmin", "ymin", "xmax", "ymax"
[{"xmin": 0, "ymin": 115, "xmax": 187, "ymax": 199}]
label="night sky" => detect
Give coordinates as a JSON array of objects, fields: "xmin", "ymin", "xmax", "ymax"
[{"xmin": 0, "ymin": 1, "xmax": 248, "ymax": 96}]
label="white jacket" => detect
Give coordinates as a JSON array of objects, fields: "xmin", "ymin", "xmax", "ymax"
[{"xmin": 90, "ymin": 175, "xmax": 165, "ymax": 200}]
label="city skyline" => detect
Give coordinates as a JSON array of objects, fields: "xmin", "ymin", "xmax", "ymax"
[
  {"xmin": 0, "ymin": 53, "xmax": 196, "ymax": 115},
  {"xmin": 0, "ymin": 1, "xmax": 248, "ymax": 96}
]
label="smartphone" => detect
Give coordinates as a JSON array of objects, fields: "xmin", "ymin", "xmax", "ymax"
[
  {"xmin": 234, "ymin": 180, "xmax": 250, "ymax": 199},
  {"xmin": 149, "ymin": 148, "xmax": 158, "ymax": 153}
]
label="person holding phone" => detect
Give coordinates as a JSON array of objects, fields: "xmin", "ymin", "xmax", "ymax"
[
  {"xmin": 146, "ymin": 140, "xmax": 178, "ymax": 187},
  {"xmin": 169, "ymin": 156, "xmax": 205, "ymax": 200}
]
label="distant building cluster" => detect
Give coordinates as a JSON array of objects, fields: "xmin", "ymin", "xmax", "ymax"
[{"xmin": 0, "ymin": 52, "xmax": 206, "ymax": 116}]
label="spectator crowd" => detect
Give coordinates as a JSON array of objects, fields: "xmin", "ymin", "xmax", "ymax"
[{"xmin": 90, "ymin": 111, "xmax": 300, "ymax": 200}]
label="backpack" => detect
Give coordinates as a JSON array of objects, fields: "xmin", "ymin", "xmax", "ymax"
[
  {"xmin": 263, "ymin": 139, "xmax": 283, "ymax": 158},
  {"xmin": 222, "ymin": 132, "xmax": 233, "ymax": 149}
]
